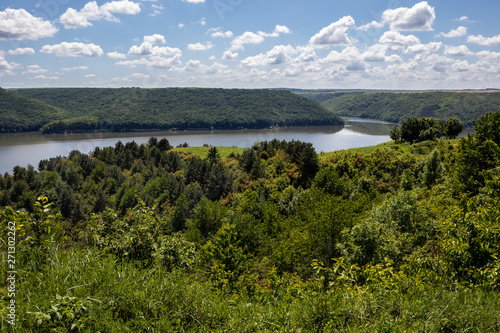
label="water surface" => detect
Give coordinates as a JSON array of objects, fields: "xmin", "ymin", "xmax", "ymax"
[{"xmin": 0, "ymin": 118, "xmax": 396, "ymax": 174}]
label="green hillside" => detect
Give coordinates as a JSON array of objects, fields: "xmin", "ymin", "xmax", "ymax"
[
  {"xmin": 319, "ymin": 91, "xmax": 500, "ymax": 124},
  {"xmin": 0, "ymin": 88, "xmax": 68, "ymax": 132},
  {"xmin": 1, "ymin": 111, "xmax": 500, "ymax": 331},
  {"xmin": 9, "ymin": 87, "xmax": 343, "ymax": 133}
]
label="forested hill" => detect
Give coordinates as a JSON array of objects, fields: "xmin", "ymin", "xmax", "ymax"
[
  {"xmin": 0, "ymin": 88, "xmax": 69, "ymax": 132},
  {"xmin": 297, "ymin": 90, "xmax": 500, "ymax": 125},
  {"xmin": 4, "ymin": 88, "xmax": 343, "ymax": 133}
]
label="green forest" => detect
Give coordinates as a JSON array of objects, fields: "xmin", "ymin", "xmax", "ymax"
[
  {"xmin": 312, "ymin": 90, "xmax": 500, "ymax": 125},
  {"xmin": 1, "ymin": 110, "xmax": 500, "ymax": 331},
  {"xmin": 0, "ymin": 88, "xmax": 343, "ymax": 133}
]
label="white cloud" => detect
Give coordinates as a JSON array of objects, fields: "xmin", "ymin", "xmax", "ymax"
[
  {"xmin": 455, "ymin": 16, "xmax": 472, "ymax": 22},
  {"xmin": 62, "ymin": 66, "xmax": 89, "ymax": 71},
  {"xmin": 382, "ymin": 1, "xmax": 435, "ymax": 31},
  {"xmin": 34, "ymin": 75, "xmax": 60, "ymax": 80},
  {"xmin": 188, "ymin": 42, "xmax": 214, "ymax": 51},
  {"xmin": 178, "ymin": 23, "xmax": 185, "ymax": 28},
  {"xmin": 358, "ymin": 20, "xmax": 385, "ymax": 31},
  {"xmin": 436, "ymin": 26, "xmax": 467, "ymax": 38},
  {"xmin": 128, "ymin": 34, "xmax": 182, "ymax": 56},
  {"xmin": 115, "ymin": 58, "xmax": 150, "ymax": 67},
  {"xmin": 425, "ymin": 54, "xmax": 455, "ymax": 73},
  {"xmin": 230, "ymin": 25, "xmax": 290, "ymax": 51},
  {"xmin": 85, "ymin": 74, "xmax": 96, "ymax": 77},
  {"xmin": 40, "ymin": 42, "xmax": 104, "ymax": 57},
  {"xmin": 22, "ymin": 65, "xmax": 47, "ymax": 75},
  {"xmin": 117, "ymin": 55, "xmax": 182, "ymax": 70},
  {"xmin": 101, "ymin": 0, "xmax": 141, "ymax": 14},
  {"xmin": 309, "ymin": 16, "xmax": 356, "ymax": 48},
  {"xmin": 274, "ymin": 25, "xmax": 291, "ymax": 35},
  {"xmin": 149, "ymin": 55, "xmax": 182, "ymax": 69},
  {"xmin": 210, "ymin": 28, "xmax": 234, "ymax": 38},
  {"xmin": 241, "ymin": 45, "xmax": 296, "ymax": 67},
  {"xmin": 361, "ymin": 44, "xmax": 401, "ymax": 62},
  {"xmin": 182, "ymin": 0, "xmax": 205, "ymax": 3},
  {"xmin": 444, "ymin": 45, "xmax": 473, "ymax": 57},
  {"xmin": 0, "ymin": 8, "xmax": 58, "ymax": 40},
  {"xmin": 231, "ymin": 32, "xmax": 265, "ymax": 50},
  {"xmin": 467, "ymin": 34, "xmax": 500, "ymax": 46},
  {"xmin": 129, "ymin": 73, "xmax": 150, "ymax": 79},
  {"xmin": 222, "ymin": 51, "xmax": 238, "ymax": 60},
  {"xmin": 321, "ymin": 46, "xmax": 361, "ymax": 64},
  {"xmin": 379, "ymin": 31, "xmax": 420, "ymax": 50},
  {"xmin": 60, "ymin": 0, "xmax": 141, "ymax": 29},
  {"xmin": 107, "ymin": 51, "xmax": 127, "ymax": 59},
  {"xmin": 8, "ymin": 48, "xmax": 35, "ymax": 55},
  {"xmin": 144, "ymin": 34, "xmax": 166, "ymax": 44},
  {"xmin": 405, "ymin": 42, "xmax": 442, "ymax": 55},
  {"xmin": 476, "ymin": 51, "xmax": 500, "ymax": 60},
  {"xmin": 295, "ymin": 46, "xmax": 317, "ymax": 63},
  {"xmin": 452, "ymin": 60, "xmax": 472, "ymax": 72}
]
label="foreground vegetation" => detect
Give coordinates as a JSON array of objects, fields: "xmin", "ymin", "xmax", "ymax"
[
  {"xmin": 2, "ymin": 88, "xmax": 343, "ymax": 133},
  {"xmin": 1, "ymin": 111, "xmax": 500, "ymax": 331}
]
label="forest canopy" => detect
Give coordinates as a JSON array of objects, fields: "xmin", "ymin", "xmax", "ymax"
[
  {"xmin": 0, "ymin": 87, "xmax": 344, "ymax": 133},
  {"xmin": 314, "ymin": 90, "xmax": 500, "ymax": 125}
]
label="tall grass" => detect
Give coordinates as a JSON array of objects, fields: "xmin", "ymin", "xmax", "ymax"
[{"xmin": 2, "ymin": 245, "xmax": 500, "ymax": 332}]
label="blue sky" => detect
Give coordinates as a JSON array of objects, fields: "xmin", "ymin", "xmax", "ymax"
[{"xmin": 1, "ymin": 0, "xmax": 500, "ymax": 89}]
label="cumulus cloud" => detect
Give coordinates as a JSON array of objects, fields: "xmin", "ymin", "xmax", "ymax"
[
  {"xmin": 187, "ymin": 42, "xmax": 214, "ymax": 51},
  {"xmin": 309, "ymin": 16, "xmax": 356, "ymax": 48},
  {"xmin": 444, "ymin": 45, "xmax": 473, "ymax": 57},
  {"xmin": 405, "ymin": 42, "xmax": 442, "ymax": 55},
  {"xmin": 361, "ymin": 44, "xmax": 401, "ymax": 62},
  {"xmin": 0, "ymin": 8, "xmax": 58, "ymax": 40},
  {"xmin": 62, "ymin": 66, "xmax": 89, "ymax": 71},
  {"xmin": 436, "ymin": 26, "xmax": 467, "ymax": 38},
  {"xmin": 382, "ymin": 1, "xmax": 435, "ymax": 31},
  {"xmin": 34, "ymin": 75, "xmax": 60, "ymax": 80},
  {"xmin": 231, "ymin": 32, "xmax": 265, "ymax": 50},
  {"xmin": 60, "ymin": 0, "xmax": 141, "ymax": 29},
  {"xmin": 230, "ymin": 25, "xmax": 290, "ymax": 51},
  {"xmin": 358, "ymin": 20, "xmax": 385, "ymax": 31},
  {"xmin": 182, "ymin": 0, "xmax": 205, "ymax": 3},
  {"xmin": 295, "ymin": 47, "xmax": 318, "ymax": 63},
  {"xmin": 40, "ymin": 42, "xmax": 104, "ymax": 57},
  {"xmin": 8, "ymin": 48, "xmax": 35, "ymax": 55},
  {"xmin": 209, "ymin": 28, "xmax": 233, "ymax": 38},
  {"xmin": 379, "ymin": 31, "xmax": 420, "ymax": 50},
  {"xmin": 467, "ymin": 34, "xmax": 500, "ymax": 46},
  {"xmin": 107, "ymin": 51, "xmax": 127, "ymax": 59},
  {"xmin": 0, "ymin": 54, "xmax": 19, "ymax": 74},
  {"xmin": 222, "ymin": 51, "xmax": 238, "ymax": 60},
  {"xmin": 241, "ymin": 45, "xmax": 296, "ymax": 67},
  {"xmin": 22, "ymin": 65, "xmax": 47, "ymax": 75},
  {"xmin": 129, "ymin": 73, "xmax": 150, "ymax": 79},
  {"xmin": 117, "ymin": 54, "xmax": 182, "ymax": 70},
  {"xmin": 128, "ymin": 34, "xmax": 182, "ymax": 56}
]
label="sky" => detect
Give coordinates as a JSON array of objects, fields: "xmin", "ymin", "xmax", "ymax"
[{"xmin": 1, "ymin": 0, "xmax": 500, "ymax": 90}]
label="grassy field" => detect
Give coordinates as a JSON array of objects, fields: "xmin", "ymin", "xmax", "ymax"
[{"xmin": 170, "ymin": 146, "xmax": 247, "ymax": 158}]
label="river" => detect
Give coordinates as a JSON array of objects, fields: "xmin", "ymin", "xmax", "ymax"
[{"xmin": 0, "ymin": 118, "xmax": 397, "ymax": 174}]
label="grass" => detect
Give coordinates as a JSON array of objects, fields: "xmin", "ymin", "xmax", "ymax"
[
  {"xmin": 3, "ymin": 245, "xmax": 499, "ymax": 332},
  {"xmin": 170, "ymin": 146, "xmax": 246, "ymax": 159}
]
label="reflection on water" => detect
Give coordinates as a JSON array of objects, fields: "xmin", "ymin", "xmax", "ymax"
[{"xmin": 0, "ymin": 119, "xmax": 397, "ymax": 174}]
